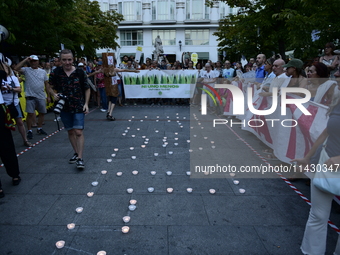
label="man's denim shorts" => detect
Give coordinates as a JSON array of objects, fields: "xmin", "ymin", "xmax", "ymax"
[{"xmin": 60, "ymin": 111, "xmax": 85, "ymax": 130}]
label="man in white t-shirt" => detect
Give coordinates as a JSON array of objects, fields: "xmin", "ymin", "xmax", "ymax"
[
  {"xmin": 200, "ymin": 63, "xmax": 219, "ymax": 107},
  {"xmin": 15, "ymin": 55, "xmax": 56, "ymax": 140},
  {"xmin": 259, "ymin": 58, "xmax": 290, "ymax": 97}
]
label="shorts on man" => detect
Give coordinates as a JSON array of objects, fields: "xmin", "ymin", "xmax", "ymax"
[
  {"xmin": 25, "ymin": 97, "xmax": 47, "ymax": 114},
  {"xmin": 60, "ymin": 111, "xmax": 85, "ymax": 130}
]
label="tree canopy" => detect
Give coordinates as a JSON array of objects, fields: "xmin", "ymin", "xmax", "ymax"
[
  {"xmin": 0, "ymin": 0, "xmax": 123, "ymax": 58},
  {"xmin": 212, "ymin": 0, "xmax": 340, "ymax": 61}
]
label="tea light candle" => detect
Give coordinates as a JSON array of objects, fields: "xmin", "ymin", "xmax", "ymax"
[
  {"xmin": 154, "ymin": 153, "xmax": 159, "ymax": 156},
  {"xmin": 75, "ymin": 207, "xmax": 83, "ymax": 213},
  {"xmin": 201, "ymin": 127, "xmax": 204, "ymax": 129},
  {"xmin": 128, "ymin": 205, "xmax": 136, "ymax": 211},
  {"xmin": 130, "ymin": 147, "xmax": 134, "ymax": 150},
  {"xmin": 176, "ymin": 117, "xmax": 179, "ymax": 119},
  {"xmin": 122, "ymin": 226, "xmax": 130, "ymax": 234},
  {"xmin": 162, "ymin": 144, "xmax": 167, "ymax": 148},
  {"xmin": 101, "ymin": 170, "xmax": 107, "ymax": 174},
  {"xmin": 128, "ymin": 119, "xmax": 131, "ymax": 122},
  {"xmin": 142, "ymin": 136, "xmax": 146, "ymax": 138},
  {"xmin": 111, "ymin": 154, "xmax": 116, "ymax": 157},
  {"xmin": 211, "ymin": 146, "xmax": 216, "ymax": 149},
  {"xmin": 175, "ymin": 132, "xmax": 178, "ymax": 135},
  {"xmin": 189, "ymin": 149, "xmax": 193, "ymax": 152},
  {"xmin": 186, "ymin": 171, "xmax": 191, "ymax": 176},
  {"xmin": 187, "ymin": 140, "xmax": 190, "ymax": 143},
  {"xmin": 156, "ymin": 120, "xmax": 159, "ymax": 122},
  {"xmin": 168, "ymin": 120, "xmax": 171, "ymax": 122},
  {"xmin": 157, "ymin": 116, "xmax": 159, "ymax": 118},
  {"xmin": 176, "ymin": 113, "xmax": 179, "ymax": 115},
  {"xmin": 122, "ymin": 133, "xmax": 126, "ymax": 136},
  {"xmin": 148, "ymin": 187, "xmax": 154, "ymax": 192},
  {"xmin": 97, "ymin": 251, "xmax": 106, "ymax": 255},
  {"xmin": 87, "ymin": 192, "xmax": 94, "ymax": 197},
  {"xmin": 166, "ymin": 171, "xmax": 172, "ymax": 176},
  {"xmin": 187, "ymin": 188, "xmax": 193, "ymax": 193},
  {"xmin": 130, "ymin": 199, "xmax": 137, "ymax": 205},
  {"xmin": 150, "ymin": 171, "xmax": 156, "ymax": 175},
  {"xmin": 204, "ymin": 137, "xmax": 208, "ymax": 139},
  {"xmin": 155, "ymin": 130, "xmax": 159, "ymax": 133},
  {"xmin": 174, "ymin": 143, "xmax": 178, "ymax": 146},
  {"xmin": 183, "ymin": 117, "xmax": 186, "ymax": 119},
  {"xmin": 140, "ymin": 120, "xmax": 143, "ymax": 122},
  {"xmin": 145, "ymin": 116, "xmax": 148, "ymax": 118},
  {"xmin": 168, "ymin": 151, "xmax": 173, "ymax": 155},
  {"xmin": 239, "ymin": 188, "xmax": 246, "ymax": 194},
  {"xmin": 116, "ymin": 172, "xmax": 123, "ymax": 176},
  {"xmin": 199, "ymin": 147, "xmax": 203, "ymax": 150},
  {"xmin": 56, "ymin": 240, "xmax": 65, "ymax": 249},
  {"xmin": 174, "ymin": 138, "xmax": 178, "ymax": 140},
  {"xmin": 145, "ymin": 138, "xmax": 149, "ymax": 141},
  {"xmin": 107, "ymin": 159, "xmax": 112, "ymax": 163},
  {"xmin": 144, "ymin": 141, "xmax": 148, "ymax": 144},
  {"xmin": 114, "ymin": 148, "xmax": 119, "ymax": 151},
  {"xmin": 92, "ymin": 181, "xmax": 98, "ymax": 186},
  {"xmin": 127, "ymin": 188, "xmax": 133, "ymax": 193},
  {"xmin": 137, "ymin": 128, "xmax": 140, "ymax": 130},
  {"xmin": 167, "ymin": 116, "xmax": 169, "ymax": 118},
  {"xmin": 164, "ymin": 136, "xmax": 167, "ymax": 139},
  {"xmin": 233, "ymin": 180, "xmax": 240, "ymax": 185},
  {"xmin": 127, "ymin": 127, "xmax": 130, "ymax": 129},
  {"xmin": 67, "ymin": 223, "xmax": 75, "ymax": 230},
  {"xmin": 122, "ymin": 216, "xmax": 130, "ymax": 223},
  {"xmin": 167, "ymin": 188, "xmax": 173, "ymax": 193},
  {"xmin": 131, "ymin": 135, "xmax": 135, "ymax": 138},
  {"xmin": 180, "ymin": 126, "xmax": 183, "ymax": 128},
  {"xmin": 164, "ymin": 142, "xmax": 168, "ymax": 145},
  {"xmin": 141, "ymin": 145, "xmax": 146, "ymax": 148},
  {"xmin": 132, "ymin": 170, "xmax": 138, "ymax": 175},
  {"xmin": 125, "ymin": 130, "xmax": 128, "ymax": 133},
  {"xmin": 131, "ymin": 156, "xmax": 136, "ymax": 159},
  {"xmin": 163, "ymin": 139, "xmax": 167, "ymax": 142},
  {"xmin": 209, "ymin": 189, "xmax": 216, "ymax": 194},
  {"xmin": 193, "ymin": 135, "xmax": 197, "ymax": 137},
  {"xmin": 132, "ymin": 116, "xmax": 135, "ymax": 118},
  {"xmin": 211, "ymin": 141, "xmax": 215, "ymax": 144}
]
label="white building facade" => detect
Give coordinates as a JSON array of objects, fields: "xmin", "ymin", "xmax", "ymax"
[{"xmin": 93, "ymin": 0, "xmax": 238, "ymax": 63}]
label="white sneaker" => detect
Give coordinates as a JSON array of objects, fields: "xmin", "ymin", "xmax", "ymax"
[{"xmin": 100, "ymin": 109, "xmax": 107, "ymax": 112}]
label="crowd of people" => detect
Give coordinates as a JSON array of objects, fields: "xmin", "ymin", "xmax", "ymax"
[{"xmin": 1, "ymin": 41, "xmax": 340, "ymax": 254}]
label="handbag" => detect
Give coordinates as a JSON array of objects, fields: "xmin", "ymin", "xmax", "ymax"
[{"xmin": 313, "ymin": 138, "xmax": 340, "ymax": 196}]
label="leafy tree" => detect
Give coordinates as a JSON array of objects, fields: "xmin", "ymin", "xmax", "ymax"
[
  {"xmin": 212, "ymin": 0, "xmax": 340, "ymax": 62},
  {"xmin": 0, "ymin": 0, "xmax": 123, "ymax": 58}
]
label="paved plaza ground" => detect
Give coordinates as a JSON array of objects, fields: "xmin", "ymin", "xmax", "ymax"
[{"xmin": 0, "ymin": 104, "xmax": 339, "ymax": 255}]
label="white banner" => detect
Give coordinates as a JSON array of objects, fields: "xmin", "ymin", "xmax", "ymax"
[
  {"xmin": 122, "ymin": 70, "xmax": 198, "ymax": 98},
  {"xmin": 239, "ymin": 89, "xmax": 328, "ymax": 164}
]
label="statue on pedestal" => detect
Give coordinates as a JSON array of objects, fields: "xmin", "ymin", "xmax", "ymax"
[{"xmin": 153, "ymin": 35, "xmax": 164, "ymax": 62}]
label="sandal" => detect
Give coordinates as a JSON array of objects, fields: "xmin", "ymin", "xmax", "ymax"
[
  {"xmin": 262, "ymin": 149, "xmax": 273, "ymax": 154},
  {"xmin": 12, "ymin": 177, "xmax": 21, "ymax": 186},
  {"xmin": 24, "ymin": 141, "xmax": 33, "ymax": 147},
  {"xmin": 107, "ymin": 115, "xmax": 116, "ymax": 121},
  {"xmin": 265, "ymin": 154, "xmax": 280, "ymax": 161}
]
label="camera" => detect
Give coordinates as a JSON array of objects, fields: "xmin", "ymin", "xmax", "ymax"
[{"xmin": 54, "ymin": 94, "xmax": 67, "ymax": 114}]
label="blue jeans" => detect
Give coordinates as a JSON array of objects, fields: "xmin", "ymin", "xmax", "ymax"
[{"xmin": 98, "ymin": 87, "xmax": 108, "ymax": 110}]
